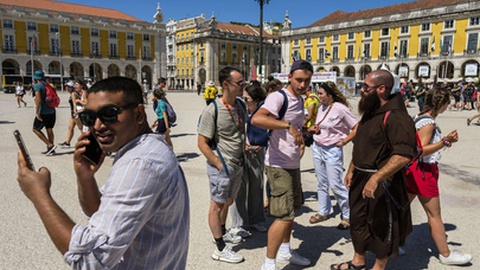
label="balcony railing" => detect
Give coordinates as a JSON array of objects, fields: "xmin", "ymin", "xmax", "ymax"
[
  {"xmin": 49, "ymin": 51, "xmax": 62, "ymax": 56},
  {"xmin": 71, "ymin": 52, "xmax": 83, "ymax": 57},
  {"xmin": 90, "ymin": 53, "xmax": 101, "ymax": 59},
  {"xmin": 126, "ymin": 56, "xmax": 136, "ymax": 60},
  {"xmin": 27, "ymin": 49, "xmax": 40, "ymax": 55},
  {"xmin": 417, "ymin": 52, "xmax": 430, "ymax": 58},
  {"xmin": 2, "ymin": 48, "xmax": 17, "ymax": 54},
  {"xmin": 464, "ymin": 49, "xmax": 478, "ymax": 55},
  {"xmin": 109, "ymin": 54, "xmax": 119, "ymax": 59},
  {"xmin": 142, "ymin": 56, "xmax": 153, "ymax": 61}
]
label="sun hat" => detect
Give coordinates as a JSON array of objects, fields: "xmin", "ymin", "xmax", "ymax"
[
  {"xmin": 33, "ymin": 70, "xmax": 45, "ymax": 80},
  {"xmin": 208, "ymin": 80, "xmax": 215, "ymax": 86},
  {"xmin": 65, "ymin": 81, "xmax": 75, "ymax": 87}
]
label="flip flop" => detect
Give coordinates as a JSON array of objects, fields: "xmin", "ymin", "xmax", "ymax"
[
  {"xmin": 337, "ymin": 219, "xmax": 350, "ymax": 230},
  {"xmin": 330, "ymin": 260, "xmax": 366, "ymax": 270}
]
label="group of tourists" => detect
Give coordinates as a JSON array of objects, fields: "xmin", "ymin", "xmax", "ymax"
[{"xmin": 15, "ymin": 64, "xmax": 473, "ymax": 270}]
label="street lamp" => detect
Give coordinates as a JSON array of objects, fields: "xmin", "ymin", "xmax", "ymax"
[
  {"xmin": 254, "ymin": 0, "xmax": 270, "ymax": 83},
  {"xmin": 56, "ymin": 32, "xmax": 63, "ymax": 92}
]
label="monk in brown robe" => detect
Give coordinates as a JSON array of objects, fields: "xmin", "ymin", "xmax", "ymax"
[{"xmin": 331, "ymin": 70, "xmax": 416, "ymax": 270}]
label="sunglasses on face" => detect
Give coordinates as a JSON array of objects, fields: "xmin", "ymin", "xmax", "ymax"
[{"xmin": 79, "ymin": 103, "xmax": 138, "ymax": 126}]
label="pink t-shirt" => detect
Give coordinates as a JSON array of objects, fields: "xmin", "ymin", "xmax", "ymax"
[
  {"xmin": 313, "ymin": 102, "xmax": 359, "ymax": 146},
  {"xmin": 261, "ymin": 89, "xmax": 304, "ymax": 169}
]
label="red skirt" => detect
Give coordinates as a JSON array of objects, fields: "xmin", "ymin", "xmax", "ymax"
[{"xmin": 405, "ymin": 161, "xmax": 439, "ymax": 197}]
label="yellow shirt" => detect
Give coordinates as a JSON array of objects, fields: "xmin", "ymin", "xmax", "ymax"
[
  {"xmin": 304, "ymin": 93, "xmax": 320, "ymax": 128},
  {"xmin": 203, "ymin": 86, "xmax": 217, "ymax": 100}
]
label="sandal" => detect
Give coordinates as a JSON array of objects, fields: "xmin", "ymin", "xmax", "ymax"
[
  {"xmin": 337, "ymin": 219, "xmax": 350, "ymax": 230},
  {"xmin": 330, "ymin": 260, "xmax": 366, "ymax": 270},
  {"xmin": 309, "ymin": 213, "xmax": 329, "ymax": 224}
]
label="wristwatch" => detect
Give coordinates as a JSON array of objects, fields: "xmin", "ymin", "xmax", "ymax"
[{"xmin": 286, "ymin": 122, "xmax": 291, "ymax": 129}]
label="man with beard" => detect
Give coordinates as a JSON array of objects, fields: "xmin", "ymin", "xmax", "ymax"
[
  {"xmin": 252, "ymin": 60, "xmax": 313, "ymax": 270},
  {"xmin": 330, "ymin": 70, "xmax": 416, "ymax": 270}
]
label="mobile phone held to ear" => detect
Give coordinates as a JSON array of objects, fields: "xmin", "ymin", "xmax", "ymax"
[
  {"xmin": 82, "ymin": 133, "xmax": 102, "ymax": 165},
  {"xmin": 13, "ymin": 130, "xmax": 35, "ymax": 171}
]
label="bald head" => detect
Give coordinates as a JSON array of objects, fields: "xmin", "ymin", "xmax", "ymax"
[{"xmin": 367, "ymin": 70, "xmax": 394, "ymax": 99}]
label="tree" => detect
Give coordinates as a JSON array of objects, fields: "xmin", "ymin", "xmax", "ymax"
[{"xmin": 254, "ymin": 0, "xmax": 270, "ymax": 81}]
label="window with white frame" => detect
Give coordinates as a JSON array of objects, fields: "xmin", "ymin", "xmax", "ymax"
[
  {"xmin": 347, "ymin": 45, "xmax": 354, "ymax": 59},
  {"xmin": 50, "ymin": 38, "xmax": 59, "ymax": 54},
  {"xmin": 467, "ymin": 33, "xmax": 478, "ymax": 52},
  {"xmin": 72, "ymin": 40, "xmax": 80, "ymax": 55},
  {"xmin": 4, "ymin": 34, "xmax": 14, "ymax": 51},
  {"xmin": 333, "ymin": 34, "xmax": 339, "ymax": 41},
  {"xmin": 294, "ymin": 39, "xmax": 299, "ymax": 46},
  {"xmin": 109, "ymin": 30, "xmax": 117, "ymax": 39},
  {"xmin": 71, "ymin": 26, "xmax": 80, "ymax": 35},
  {"xmin": 348, "ymin": 32, "xmax": 354, "ymax": 40},
  {"xmin": 364, "ymin": 30, "xmax": 371, "ymax": 38},
  {"xmin": 143, "ymin": 46, "xmax": 150, "ymax": 59},
  {"xmin": 332, "ymin": 46, "xmax": 339, "ymax": 59},
  {"xmin": 318, "ymin": 48, "xmax": 325, "ymax": 61},
  {"xmin": 126, "ymin": 32, "xmax": 134, "ymax": 40},
  {"xmin": 3, "ymin": 19, "xmax": 13, "ymax": 28},
  {"xmin": 27, "ymin": 22, "xmax": 37, "ymax": 31},
  {"xmin": 143, "ymin": 34, "xmax": 150, "ymax": 41},
  {"xmin": 470, "ymin": 16, "xmax": 480, "ymax": 26},
  {"xmin": 381, "ymin": 28, "xmax": 389, "ymax": 36},
  {"xmin": 444, "ymin": 20, "xmax": 454, "ymax": 29},
  {"xmin": 380, "ymin": 41, "xmax": 389, "ymax": 58},
  {"xmin": 50, "ymin": 24, "xmax": 59, "ymax": 33},
  {"xmin": 91, "ymin": 28, "xmax": 99, "ymax": 37},
  {"xmin": 319, "ymin": 36, "xmax": 325, "ymax": 43},
  {"xmin": 127, "ymin": 44, "xmax": 135, "ymax": 58},
  {"xmin": 400, "ymin": 40, "xmax": 408, "ymax": 58},
  {"xmin": 305, "ymin": 49, "xmax": 311, "ymax": 61},
  {"xmin": 420, "ymin": 37, "xmax": 429, "ymax": 54},
  {"xmin": 91, "ymin": 41, "xmax": 99, "ymax": 55},
  {"xmin": 442, "ymin": 35, "xmax": 453, "ymax": 54},
  {"xmin": 306, "ymin": 37, "xmax": 311, "ymax": 44},
  {"xmin": 110, "ymin": 43, "xmax": 118, "ymax": 57},
  {"xmin": 363, "ymin": 43, "xmax": 370, "ymax": 58},
  {"xmin": 421, "ymin": 23, "xmax": 430, "ymax": 31},
  {"xmin": 400, "ymin": 26, "xmax": 409, "ymax": 34}
]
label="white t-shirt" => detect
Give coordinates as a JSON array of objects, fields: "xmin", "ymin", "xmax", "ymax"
[
  {"xmin": 414, "ymin": 115, "xmax": 442, "ymax": 164},
  {"xmin": 261, "ymin": 89, "xmax": 304, "ymax": 169}
]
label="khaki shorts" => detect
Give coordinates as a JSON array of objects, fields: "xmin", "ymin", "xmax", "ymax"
[{"xmin": 265, "ymin": 166, "xmax": 304, "ymax": 221}]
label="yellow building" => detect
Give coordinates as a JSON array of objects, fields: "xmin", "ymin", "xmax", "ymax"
[
  {"xmin": 282, "ymin": 0, "xmax": 480, "ymax": 82},
  {"xmin": 194, "ymin": 13, "xmax": 281, "ymax": 86},
  {"xmin": 0, "ymin": 0, "xmax": 166, "ymax": 90}
]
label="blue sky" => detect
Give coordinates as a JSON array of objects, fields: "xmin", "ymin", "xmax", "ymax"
[{"xmin": 60, "ymin": 0, "xmax": 410, "ymax": 28}]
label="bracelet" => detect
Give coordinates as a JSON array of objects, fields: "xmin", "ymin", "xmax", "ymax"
[
  {"xmin": 286, "ymin": 122, "xmax": 291, "ymax": 130},
  {"xmin": 441, "ymin": 136, "xmax": 452, "ymax": 147}
]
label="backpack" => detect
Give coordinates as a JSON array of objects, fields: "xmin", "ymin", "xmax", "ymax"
[
  {"xmin": 247, "ymin": 90, "xmax": 288, "ymax": 147},
  {"xmin": 42, "ymin": 82, "xmax": 60, "ymax": 108},
  {"xmin": 164, "ymin": 100, "xmax": 177, "ymax": 125}
]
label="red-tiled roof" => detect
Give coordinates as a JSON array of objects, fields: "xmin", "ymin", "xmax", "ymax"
[
  {"xmin": 0, "ymin": 0, "xmax": 141, "ymax": 22},
  {"xmin": 309, "ymin": 0, "xmax": 469, "ymax": 27},
  {"xmin": 216, "ymin": 22, "xmax": 277, "ymax": 38}
]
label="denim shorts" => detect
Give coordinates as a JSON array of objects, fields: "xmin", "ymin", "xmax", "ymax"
[{"xmin": 207, "ymin": 162, "xmax": 243, "ymax": 203}]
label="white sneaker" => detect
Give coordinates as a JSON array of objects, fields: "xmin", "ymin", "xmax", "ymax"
[
  {"xmin": 211, "ymin": 245, "xmax": 244, "ymax": 264},
  {"xmin": 261, "ymin": 263, "xmax": 279, "ymax": 270},
  {"xmin": 276, "ymin": 250, "xmax": 311, "ymax": 266},
  {"xmin": 212, "ymin": 231, "xmax": 243, "ymax": 244},
  {"xmin": 439, "ymin": 250, "xmax": 472, "ymax": 265},
  {"xmin": 229, "ymin": 227, "xmax": 252, "ymax": 238}
]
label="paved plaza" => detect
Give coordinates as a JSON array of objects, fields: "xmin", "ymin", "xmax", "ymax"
[{"xmin": 0, "ymin": 89, "xmax": 478, "ymax": 269}]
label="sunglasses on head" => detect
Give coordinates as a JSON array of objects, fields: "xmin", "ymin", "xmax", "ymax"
[{"xmin": 79, "ymin": 103, "xmax": 138, "ymax": 126}]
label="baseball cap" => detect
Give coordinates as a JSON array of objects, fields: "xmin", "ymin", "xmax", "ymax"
[
  {"xmin": 290, "ymin": 60, "xmax": 313, "ymax": 74},
  {"xmin": 65, "ymin": 81, "xmax": 75, "ymax": 87}
]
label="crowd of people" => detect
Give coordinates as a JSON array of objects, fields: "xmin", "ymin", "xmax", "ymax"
[{"xmin": 15, "ymin": 65, "xmax": 473, "ymax": 270}]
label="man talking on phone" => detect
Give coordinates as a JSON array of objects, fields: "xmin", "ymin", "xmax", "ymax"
[{"xmin": 17, "ymin": 77, "xmax": 190, "ymax": 269}]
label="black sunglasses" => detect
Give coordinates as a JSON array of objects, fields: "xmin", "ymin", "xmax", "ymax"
[{"xmin": 79, "ymin": 103, "xmax": 138, "ymax": 126}]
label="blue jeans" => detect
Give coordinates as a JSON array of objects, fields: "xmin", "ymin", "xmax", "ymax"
[{"xmin": 312, "ymin": 143, "xmax": 350, "ymax": 220}]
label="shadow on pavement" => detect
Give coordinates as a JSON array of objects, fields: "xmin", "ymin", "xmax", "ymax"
[
  {"xmin": 0, "ymin": 120, "xmax": 15, "ymax": 124},
  {"xmin": 176, "ymin": 152, "xmax": 200, "ymax": 162},
  {"xmin": 171, "ymin": 133, "xmax": 196, "ymax": 138}
]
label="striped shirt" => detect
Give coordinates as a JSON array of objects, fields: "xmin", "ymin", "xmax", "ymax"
[{"xmin": 64, "ymin": 133, "xmax": 190, "ymax": 269}]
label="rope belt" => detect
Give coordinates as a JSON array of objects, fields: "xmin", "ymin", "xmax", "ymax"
[{"xmin": 354, "ymin": 166, "xmax": 378, "ymax": 173}]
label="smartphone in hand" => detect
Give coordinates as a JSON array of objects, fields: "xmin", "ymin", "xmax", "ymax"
[
  {"xmin": 13, "ymin": 130, "xmax": 35, "ymax": 171},
  {"xmin": 82, "ymin": 133, "xmax": 102, "ymax": 165}
]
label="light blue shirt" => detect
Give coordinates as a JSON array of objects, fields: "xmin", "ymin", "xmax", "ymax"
[{"xmin": 64, "ymin": 133, "xmax": 190, "ymax": 269}]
